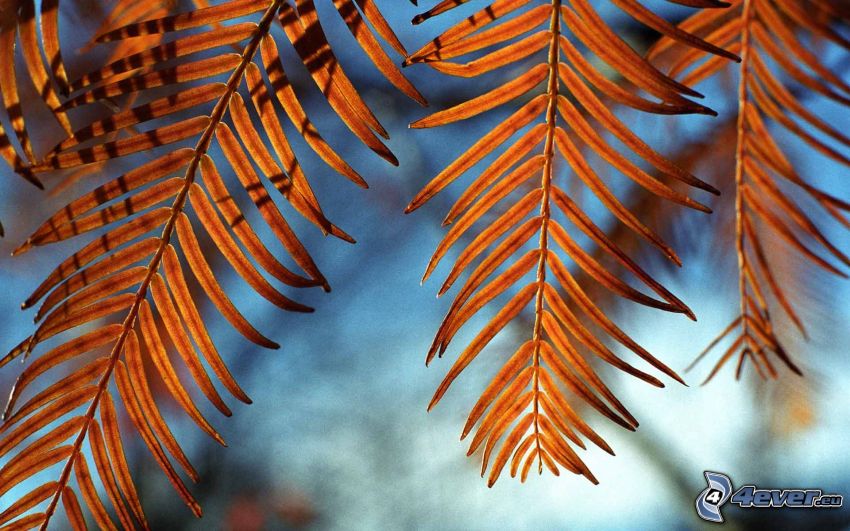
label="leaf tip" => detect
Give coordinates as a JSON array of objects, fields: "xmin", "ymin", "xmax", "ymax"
[{"xmin": 11, "ymin": 241, "xmax": 32, "ymax": 256}]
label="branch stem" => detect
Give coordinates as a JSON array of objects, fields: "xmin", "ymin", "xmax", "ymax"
[
  {"xmin": 734, "ymin": 0, "xmax": 755, "ymax": 349},
  {"xmin": 529, "ymin": 0, "xmax": 562, "ymax": 477}
]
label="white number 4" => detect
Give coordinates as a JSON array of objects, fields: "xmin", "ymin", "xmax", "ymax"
[{"xmin": 705, "ymin": 489, "xmax": 723, "ymax": 505}]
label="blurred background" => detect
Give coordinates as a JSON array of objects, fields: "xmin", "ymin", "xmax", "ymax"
[{"xmin": 0, "ymin": 1, "xmax": 849, "ymax": 529}]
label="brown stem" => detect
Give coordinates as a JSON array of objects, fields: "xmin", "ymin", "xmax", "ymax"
[
  {"xmin": 734, "ymin": 0, "xmax": 755, "ymax": 348},
  {"xmin": 529, "ymin": 0, "xmax": 562, "ymax": 476}
]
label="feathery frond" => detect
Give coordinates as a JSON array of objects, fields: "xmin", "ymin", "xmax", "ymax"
[
  {"xmin": 0, "ymin": 0, "xmax": 419, "ymax": 528},
  {"xmin": 405, "ymin": 0, "xmax": 734, "ymax": 485},
  {"xmin": 651, "ymin": 0, "xmax": 850, "ymax": 382}
]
